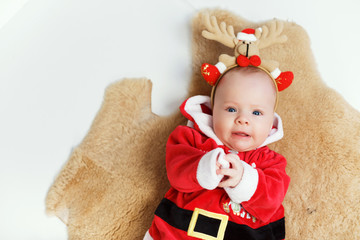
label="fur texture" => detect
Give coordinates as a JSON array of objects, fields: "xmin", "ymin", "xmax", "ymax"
[{"xmin": 46, "ymin": 9, "xmax": 360, "ymax": 239}]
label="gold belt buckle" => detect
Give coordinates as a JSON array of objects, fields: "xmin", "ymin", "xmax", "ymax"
[{"xmin": 187, "ymin": 208, "xmax": 229, "ymax": 240}]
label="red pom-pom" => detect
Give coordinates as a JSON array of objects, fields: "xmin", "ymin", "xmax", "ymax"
[
  {"xmin": 249, "ymin": 55, "xmax": 261, "ymax": 66},
  {"xmin": 276, "ymin": 71, "xmax": 294, "ymax": 91},
  {"xmin": 201, "ymin": 63, "xmax": 220, "ymax": 86},
  {"xmin": 237, "ymin": 55, "xmax": 250, "ymax": 67}
]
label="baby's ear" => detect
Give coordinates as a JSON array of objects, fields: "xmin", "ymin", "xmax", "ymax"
[{"xmin": 269, "ymin": 115, "xmax": 276, "ymax": 132}]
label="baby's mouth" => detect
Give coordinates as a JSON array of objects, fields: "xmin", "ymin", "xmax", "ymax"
[{"xmin": 233, "ymin": 131, "xmax": 250, "ymax": 137}]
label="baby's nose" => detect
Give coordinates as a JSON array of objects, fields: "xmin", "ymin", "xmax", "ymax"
[{"xmin": 236, "ymin": 115, "xmax": 249, "ymax": 125}]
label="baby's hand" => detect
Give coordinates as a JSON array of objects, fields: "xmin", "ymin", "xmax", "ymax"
[{"xmin": 216, "ymin": 153, "xmax": 244, "ymax": 188}]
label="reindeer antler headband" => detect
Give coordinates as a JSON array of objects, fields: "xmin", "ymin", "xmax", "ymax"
[{"xmin": 200, "ymin": 14, "xmax": 294, "ymax": 108}]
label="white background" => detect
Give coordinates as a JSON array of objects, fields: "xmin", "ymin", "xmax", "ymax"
[{"xmin": 1, "ymin": 0, "xmax": 359, "ymax": 239}]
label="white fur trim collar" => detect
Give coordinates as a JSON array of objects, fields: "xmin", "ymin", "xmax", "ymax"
[{"xmin": 182, "ymin": 95, "xmax": 223, "ymax": 145}]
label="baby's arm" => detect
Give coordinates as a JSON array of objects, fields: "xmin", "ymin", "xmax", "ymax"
[
  {"xmin": 166, "ymin": 126, "xmax": 228, "ymax": 192},
  {"xmin": 219, "ymin": 150, "xmax": 290, "ymax": 223}
]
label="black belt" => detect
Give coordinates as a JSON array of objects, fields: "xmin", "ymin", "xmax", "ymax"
[{"xmin": 155, "ymin": 198, "xmax": 285, "ymax": 240}]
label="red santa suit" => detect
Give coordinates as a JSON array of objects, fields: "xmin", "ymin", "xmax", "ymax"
[{"xmin": 144, "ymin": 95, "xmax": 290, "ymax": 240}]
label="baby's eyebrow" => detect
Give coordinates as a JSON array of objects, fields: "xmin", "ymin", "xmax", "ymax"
[
  {"xmin": 249, "ymin": 103, "xmax": 265, "ymax": 108},
  {"xmin": 222, "ymin": 101, "xmax": 237, "ymax": 106},
  {"xmin": 251, "ymin": 105, "xmax": 273, "ymax": 112}
]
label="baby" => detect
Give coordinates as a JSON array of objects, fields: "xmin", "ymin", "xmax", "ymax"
[
  {"xmin": 213, "ymin": 66, "xmax": 278, "ymax": 189},
  {"xmin": 144, "ymin": 66, "xmax": 290, "ymax": 240}
]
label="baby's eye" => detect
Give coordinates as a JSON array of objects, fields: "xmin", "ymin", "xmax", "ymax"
[
  {"xmin": 253, "ymin": 110, "xmax": 262, "ymax": 116},
  {"xmin": 226, "ymin": 107, "xmax": 236, "ymax": 113}
]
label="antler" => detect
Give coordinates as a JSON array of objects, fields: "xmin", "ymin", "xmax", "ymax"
[
  {"xmin": 201, "ymin": 13, "xmax": 237, "ymax": 49},
  {"xmin": 255, "ymin": 20, "xmax": 288, "ymax": 49}
]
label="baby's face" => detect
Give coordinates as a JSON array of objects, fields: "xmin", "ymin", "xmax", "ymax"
[{"xmin": 212, "ymin": 68, "xmax": 276, "ymax": 152}]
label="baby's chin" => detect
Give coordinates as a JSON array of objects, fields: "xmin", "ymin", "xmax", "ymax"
[
  {"xmin": 230, "ymin": 134, "xmax": 272, "ymax": 152},
  {"xmin": 232, "ymin": 147, "xmax": 257, "ymax": 153},
  {"xmin": 223, "ymin": 136, "xmax": 266, "ymax": 152},
  {"xmin": 227, "ymin": 143, "xmax": 260, "ymax": 153}
]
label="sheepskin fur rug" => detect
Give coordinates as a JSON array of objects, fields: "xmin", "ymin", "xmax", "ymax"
[{"xmin": 46, "ymin": 9, "xmax": 360, "ymax": 239}]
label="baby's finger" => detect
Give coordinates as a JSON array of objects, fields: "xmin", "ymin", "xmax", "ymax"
[
  {"xmin": 226, "ymin": 155, "xmax": 242, "ymax": 170},
  {"xmin": 217, "ymin": 166, "xmax": 242, "ymax": 188},
  {"xmin": 218, "ymin": 176, "xmax": 240, "ymax": 188},
  {"xmin": 217, "ymin": 168, "xmax": 236, "ymax": 178}
]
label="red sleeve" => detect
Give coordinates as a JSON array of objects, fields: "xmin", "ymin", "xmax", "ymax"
[
  {"xmin": 165, "ymin": 126, "xmax": 216, "ymax": 193},
  {"xmin": 242, "ymin": 149, "xmax": 290, "ymax": 223}
]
